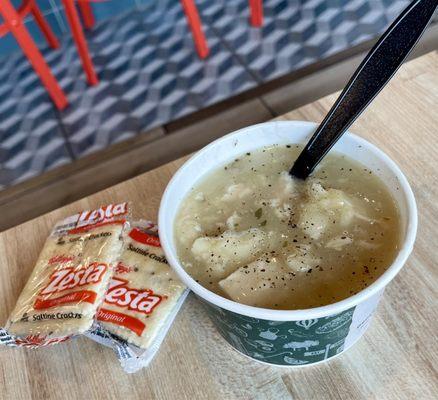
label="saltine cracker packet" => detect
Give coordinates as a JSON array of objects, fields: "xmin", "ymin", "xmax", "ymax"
[
  {"xmin": 3, "ymin": 203, "xmax": 129, "ymax": 347},
  {"xmin": 86, "ymin": 221, "xmax": 188, "ymax": 372}
]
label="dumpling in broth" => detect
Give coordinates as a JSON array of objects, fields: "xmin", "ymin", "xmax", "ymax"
[{"xmin": 191, "ymin": 228, "xmax": 275, "ymax": 280}]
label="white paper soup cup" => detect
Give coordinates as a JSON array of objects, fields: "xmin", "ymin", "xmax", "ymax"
[{"xmin": 158, "ymin": 121, "xmax": 417, "ymax": 366}]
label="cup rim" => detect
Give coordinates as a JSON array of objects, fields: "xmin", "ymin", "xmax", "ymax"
[{"xmin": 158, "ymin": 121, "xmax": 418, "ymax": 321}]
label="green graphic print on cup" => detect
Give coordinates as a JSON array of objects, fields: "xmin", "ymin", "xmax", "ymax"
[{"xmin": 202, "ymin": 302, "xmax": 355, "ymax": 366}]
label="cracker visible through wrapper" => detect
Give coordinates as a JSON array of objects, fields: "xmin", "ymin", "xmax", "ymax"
[
  {"xmin": 97, "ymin": 221, "xmax": 186, "ymax": 349},
  {"xmin": 6, "ymin": 203, "xmax": 129, "ymax": 342}
]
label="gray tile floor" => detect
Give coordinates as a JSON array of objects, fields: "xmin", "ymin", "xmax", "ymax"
[
  {"xmin": 59, "ymin": 2, "xmax": 256, "ymax": 158},
  {"xmin": 0, "ymin": 50, "xmax": 73, "ymax": 187},
  {"xmin": 199, "ymin": 0, "xmax": 411, "ymax": 81},
  {"xmin": 0, "ymin": 0, "xmax": 431, "ymax": 189}
]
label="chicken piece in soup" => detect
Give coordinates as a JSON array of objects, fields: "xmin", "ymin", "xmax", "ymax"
[{"xmin": 174, "ymin": 145, "xmax": 400, "ymax": 309}]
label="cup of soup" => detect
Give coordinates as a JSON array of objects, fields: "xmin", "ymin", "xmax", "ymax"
[{"xmin": 158, "ymin": 121, "xmax": 417, "ymax": 366}]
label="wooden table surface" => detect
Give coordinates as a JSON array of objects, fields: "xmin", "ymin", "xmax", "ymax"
[{"xmin": 1, "ymin": 52, "xmax": 437, "ymax": 400}]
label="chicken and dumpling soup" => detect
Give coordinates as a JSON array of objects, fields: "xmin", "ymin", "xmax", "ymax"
[{"xmin": 174, "ymin": 144, "xmax": 400, "ymax": 309}]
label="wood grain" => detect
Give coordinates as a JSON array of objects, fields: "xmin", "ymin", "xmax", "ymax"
[{"xmin": 1, "ymin": 52, "xmax": 437, "ymax": 400}]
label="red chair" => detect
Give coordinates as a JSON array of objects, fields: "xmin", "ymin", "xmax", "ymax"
[
  {"xmin": 180, "ymin": 0, "xmax": 209, "ymax": 59},
  {"xmin": 77, "ymin": 0, "xmax": 95, "ymax": 29},
  {"xmin": 0, "ymin": 0, "xmax": 68, "ymax": 109},
  {"xmin": 62, "ymin": 0, "xmax": 98, "ymax": 85},
  {"xmin": 249, "ymin": 0, "xmax": 263, "ymax": 27},
  {"xmin": 181, "ymin": 0, "xmax": 263, "ymax": 58},
  {"xmin": 77, "ymin": 0, "xmax": 264, "ymax": 60},
  {"xmin": 0, "ymin": 0, "xmax": 99, "ymax": 110}
]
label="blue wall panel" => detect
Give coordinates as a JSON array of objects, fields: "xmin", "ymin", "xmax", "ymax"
[{"xmin": 0, "ymin": 0, "xmax": 144, "ymax": 57}]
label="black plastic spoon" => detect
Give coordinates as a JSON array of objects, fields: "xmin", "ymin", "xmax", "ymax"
[{"xmin": 290, "ymin": 0, "xmax": 438, "ymax": 180}]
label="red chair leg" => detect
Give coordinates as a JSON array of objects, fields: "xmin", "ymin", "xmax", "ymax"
[
  {"xmin": 249, "ymin": 0, "xmax": 263, "ymax": 27},
  {"xmin": 30, "ymin": 2, "xmax": 60, "ymax": 49},
  {"xmin": 61, "ymin": 0, "xmax": 98, "ymax": 85},
  {"xmin": 0, "ymin": 0, "xmax": 68, "ymax": 110},
  {"xmin": 77, "ymin": 0, "xmax": 95, "ymax": 30},
  {"xmin": 180, "ymin": 0, "xmax": 209, "ymax": 59}
]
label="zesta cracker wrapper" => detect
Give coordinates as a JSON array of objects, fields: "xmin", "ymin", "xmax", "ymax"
[
  {"xmin": 97, "ymin": 221, "xmax": 187, "ymax": 348},
  {"xmin": 87, "ymin": 221, "xmax": 188, "ymax": 372},
  {"xmin": 5, "ymin": 203, "xmax": 129, "ymax": 345}
]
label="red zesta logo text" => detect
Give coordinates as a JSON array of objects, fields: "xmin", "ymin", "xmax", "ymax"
[
  {"xmin": 34, "ymin": 263, "xmax": 107, "ymax": 310},
  {"xmin": 76, "ymin": 202, "xmax": 128, "ymax": 228},
  {"xmin": 104, "ymin": 277, "xmax": 162, "ymax": 314}
]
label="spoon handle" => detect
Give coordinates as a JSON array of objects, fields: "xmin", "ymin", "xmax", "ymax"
[{"xmin": 290, "ymin": 0, "xmax": 438, "ymax": 179}]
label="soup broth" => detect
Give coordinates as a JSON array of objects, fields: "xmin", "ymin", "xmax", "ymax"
[{"xmin": 174, "ymin": 145, "xmax": 400, "ymax": 309}]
